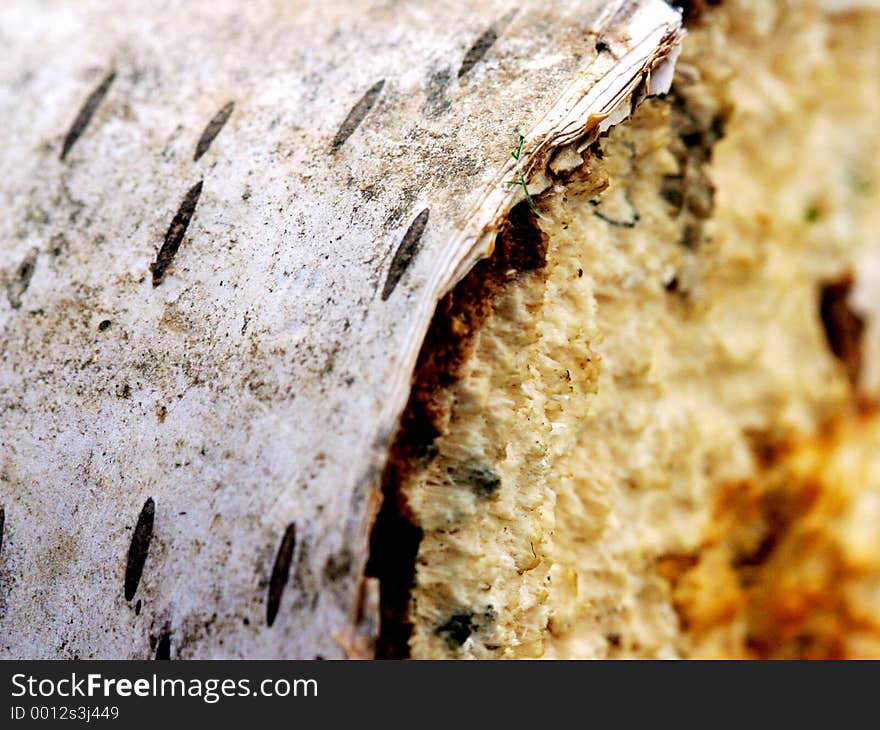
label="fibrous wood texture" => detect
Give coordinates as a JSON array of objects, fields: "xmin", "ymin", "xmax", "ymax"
[{"xmin": 0, "ymin": 0, "xmax": 681, "ymax": 658}]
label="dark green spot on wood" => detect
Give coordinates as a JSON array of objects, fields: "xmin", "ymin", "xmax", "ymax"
[
  {"xmin": 436, "ymin": 613, "xmax": 475, "ymax": 647},
  {"xmin": 454, "ymin": 462, "xmax": 501, "ymax": 498}
]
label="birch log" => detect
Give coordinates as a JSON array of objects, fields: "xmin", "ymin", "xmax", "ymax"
[{"xmin": 0, "ymin": 1, "xmax": 682, "ymax": 657}]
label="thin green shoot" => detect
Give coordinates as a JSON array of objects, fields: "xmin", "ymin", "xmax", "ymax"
[{"xmin": 507, "ymin": 134, "xmax": 543, "ymax": 218}]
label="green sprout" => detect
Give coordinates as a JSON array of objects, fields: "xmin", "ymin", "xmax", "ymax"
[{"xmin": 507, "ymin": 134, "xmax": 543, "ymax": 218}]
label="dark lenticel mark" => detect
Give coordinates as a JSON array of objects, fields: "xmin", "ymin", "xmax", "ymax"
[
  {"xmin": 193, "ymin": 101, "xmax": 235, "ymax": 162},
  {"xmin": 0, "ymin": 507, "xmax": 4, "ymax": 558},
  {"xmin": 266, "ymin": 522, "xmax": 297, "ymax": 627},
  {"xmin": 60, "ymin": 70, "xmax": 116, "ymax": 161},
  {"xmin": 381, "ymin": 207, "xmax": 430, "ymax": 301},
  {"xmin": 154, "ymin": 630, "xmax": 171, "ymax": 660},
  {"xmin": 330, "ymin": 79, "xmax": 385, "ymax": 153},
  {"xmin": 458, "ymin": 26, "xmax": 499, "ymax": 78},
  {"xmin": 6, "ymin": 248, "xmax": 38, "ymax": 310},
  {"xmin": 150, "ymin": 181, "xmax": 204, "ymax": 287},
  {"xmin": 124, "ymin": 497, "xmax": 155, "ymax": 601}
]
